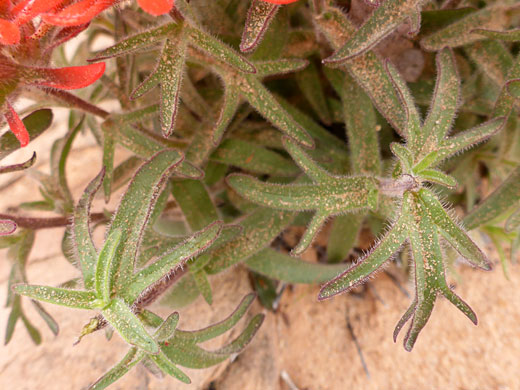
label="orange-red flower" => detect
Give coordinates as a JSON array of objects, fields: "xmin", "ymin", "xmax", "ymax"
[
  {"xmin": 42, "ymin": 0, "xmax": 174, "ymax": 27},
  {"xmin": 0, "ymin": 0, "xmax": 175, "ymax": 44},
  {"xmin": 0, "ymin": 0, "xmax": 63, "ymax": 45},
  {"xmin": 1, "ymin": 59, "xmax": 105, "ymax": 147}
]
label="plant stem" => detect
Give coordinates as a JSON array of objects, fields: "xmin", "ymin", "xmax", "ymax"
[
  {"xmin": 41, "ymin": 88, "xmax": 110, "ymax": 119},
  {"xmin": 0, "ymin": 212, "xmax": 106, "ymax": 230}
]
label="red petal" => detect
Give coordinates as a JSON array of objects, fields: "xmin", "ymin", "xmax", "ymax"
[
  {"xmin": 137, "ymin": 0, "xmax": 173, "ymax": 16},
  {"xmin": 12, "ymin": 0, "xmax": 64, "ymax": 26},
  {"xmin": 42, "ymin": 0, "xmax": 113, "ymax": 26},
  {"xmin": 0, "ymin": 19, "xmax": 20, "ymax": 45},
  {"xmin": 4, "ymin": 104, "xmax": 29, "ymax": 147},
  {"xmin": 31, "ymin": 62, "xmax": 105, "ymax": 90}
]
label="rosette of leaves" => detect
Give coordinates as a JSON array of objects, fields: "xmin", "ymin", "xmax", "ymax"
[
  {"xmin": 13, "ymin": 150, "xmax": 263, "ymax": 388},
  {"xmin": 319, "ymin": 49, "xmax": 505, "ymax": 351}
]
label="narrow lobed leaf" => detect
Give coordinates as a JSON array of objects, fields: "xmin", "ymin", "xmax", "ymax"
[
  {"xmin": 419, "ymin": 188, "xmax": 491, "ymax": 270},
  {"xmin": 122, "ymin": 221, "xmax": 223, "ymax": 303},
  {"xmin": 101, "ymin": 298, "xmax": 159, "ymax": 354},
  {"xmin": 463, "ymin": 166, "xmax": 520, "ymax": 230},
  {"xmin": 91, "ymin": 23, "xmax": 179, "ymax": 60},
  {"xmin": 89, "ymin": 348, "xmax": 143, "ymax": 390},
  {"xmin": 473, "ymin": 28, "xmax": 520, "ymax": 42},
  {"xmin": 13, "ymin": 285, "xmax": 95, "ymax": 310},
  {"xmin": 240, "ymin": 0, "xmax": 279, "ymax": 53},
  {"xmin": 246, "ymin": 248, "xmax": 347, "ymax": 283},
  {"xmin": 187, "ymin": 25, "xmax": 256, "ymax": 74},
  {"xmin": 95, "ymin": 229, "xmax": 122, "ymax": 303},
  {"xmin": 108, "ymin": 150, "xmax": 185, "ymax": 292},
  {"xmin": 324, "ymin": 0, "xmax": 423, "ymax": 64},
  {"xmin": 319, "ymin": 192, "xmax": 412, "ymax": 300}
]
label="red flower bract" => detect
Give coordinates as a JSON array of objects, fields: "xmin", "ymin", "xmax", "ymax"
[
  {"xmin": 0, "ymin": 19, "xmax": 20, "ymax": 45},
  {"xmin": 42, "ymin": 0, "xmax": 113, "ymax": 27},
  {"xmin": 137, "ymin": 0, "xmax": 173, "ymax": 16},
  {"xmin": 2, "ymin": 61, "xmax": 105, "ymax": 147},
  {"xmin": 30, "ymin": 62, "xmax": 106, "ymax": 89},
  {"xmin": 4, "ymin": 102, "xmax": 29, "ymax": 147}
]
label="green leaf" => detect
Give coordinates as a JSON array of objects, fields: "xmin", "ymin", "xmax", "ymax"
[
  {"xmin": 255, "ymin": 59, "xmax": 309, "ymax": 77},
  {"xmin": 507, "ymin": 79, "xmax": 520, "ymax": 99},
  {"xmin": 473, "ymin": 28, "xmax": 520, "ymax": 42},
  {"xmin": 401, "ymin": 203, "xmax": 442, "ymax": 351},
  {"xmin": 155, "ymin": 312, "xmax": 180, "ymax": 342},
  {"xmin": 0, "ymin": 152, "xmax": 36, "ymax": 175},
  {"xmin": 246, "ymin": 248, "xmax": 348, "ymax": 283},
  {"xmin": 91, "ymin": 23, "xmax": 180, "ymax": 60},
  {"xmin": 282, "ymin": 136, "xmax": 336, "ymax": 184},
  {"xmin": 171, "ymin": 179, "xmax": 219, "ymax": 231},
  {"xmin": 211, "ymin": 139, "xmax": 299, "ymax": 176},
  {"xmin": 417, "ymin": 169, "xmax": 458, "ymax": 188},
  {"xmin": 213, "ymin": 313, "xmax": 264, "ymax": 354},
  {"xmin": 434, "ymin": 116, "xmax": 505, "ymax": 165},
  {"xmin": 227, "ymin": 174, "xmax": 378, "ymax": 214},
  {"xmin": 391, "ymin": 143, "xmax": 413, "ymax": 173},
  {"xmin": 149, "ymin": 352, "xmax": 191, "ymax": 383},
  {"xmin": 30, "ymin": 300, "xmax": 59, "ymax": 336},
  {"xmin": 205, "ymin": 208, "xmax": 294, "ymax": 274},
  {"xmin": 421, "ymin": 48, "xmax": 460, "ymax": 146},
  {"xmin": 494, "ymin": 56, "xmax": 520, "ymax": 118},
  {"xmin": 5, "ymin": 296, "xmax": 22, "ymax": 345},
  {"xmin": 95, "ymin": 229, "xmax": 122, "ymax": 303},
  {"xmin": 108, "ymin": 150, "xmax": 185, "ymax": 292},
  {"xmin": 186, "ymin": 25, "xmax": 256, "ymax": 74},
  {"xmin": 326, "ymin": 214, "xmax": 363, "ymax": 263},
  {"xmin": 122, "ymin": 221, "xmax": 223, "ymax": 303},
  {"xmin": 171, "ymin": 293, "xmax": 255, "ymax": 344},
  {"xmin": 463, "ymin": 166, "xmax": 520, "ymax": 230},
  {"xmin": 386, "ymin": 60, "xmax": 421, "ymax": 145},
  {"xmin": 160, "ymin": 273, "xmax": 201, "ymax": 308},
  {"xmin": 240, "ymin": 0, "xmax": 279, "ymax": 53},
  {"xmin": 315, "ymin": 5, "xmax": 406, "ymax": 134},
  {"xmin": 102, "ymin": 298, "xmax": 159, "ymax": 354},
  {"xmin": 13, "ymin": 285, "xmax": 95, "ymax": 310},
  {"xmin": 21, "ymin": 314, "xmax": 42, "ymax": 345},
  {"xmin": 412, "ymin": 151, "xmax": 438, "ymax": 173},
  {"xmin": 89, "ymin": 348, "xmax": 143, "ymax": 390},
  {"xmin": 319, "ymin": 192, "xmax": 412, "ymax": 300},
  {"xmin": 505, "ymin": 208, "xmax": 520, "ymax": 233},
  {"xmin": 341, "ymin": 75, "xmax": 381, "ymax": 175},
  {"xmin": 324, "ymin": 0, "xmax": 423, "ymax": 64},
  {"xmin": 465, "ymin": 40, "xmax": 513, "ymax": 88},
  {"xmin": 131, "ymin": 39, "xmax": 187, "ymax": 137},
  {"xmin": 295, "ymin": 61, "xmax": 332, "ymax": 124},
  {"xmin": 397, "ymin": 199, "xmax": 478, "ymax": 351},
  {"xmin": 418, "ymin": 188, "xmax": 491, "ymax": 270},
  {"xmin": 192, "ymin": 270, "xmax": 213, "ymax": 305},
  {"xmin": 212, "ymin": 84, "xmax": 241, "ymax": 144},
  {"xmin": 236, "ymin": 75, "xmax": 314, "ymax": 148},
  {"xmin": 420, "ymin": 8, "xmax": 476, "ymax": 35},
  {"xmin": 421, "ymin": 4, "xmax": 510, "ymax": 51}
]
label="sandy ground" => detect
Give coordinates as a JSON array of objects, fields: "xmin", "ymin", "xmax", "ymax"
[{"xmin": 1, "ymin": 116, "xmax": 519, "ymax": 389}]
